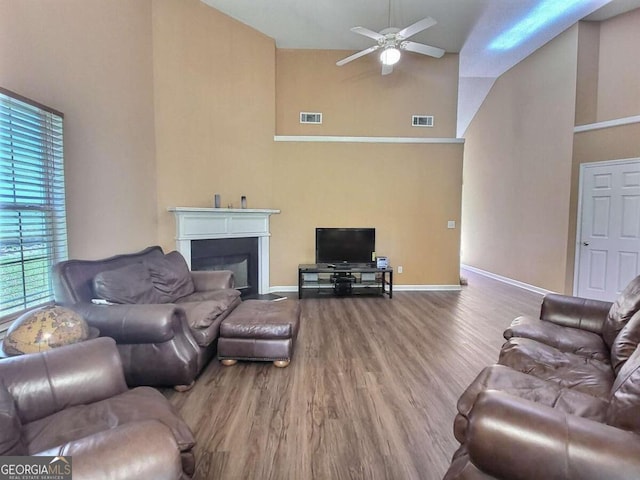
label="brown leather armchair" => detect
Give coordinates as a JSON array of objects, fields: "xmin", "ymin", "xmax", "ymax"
[
  {"xmin": 52, "ymin": 246, "xmax": 241, "ymax": 388},
  {"xmin": 445, "ymin": 275, "xmax": 640, "ymax": 479},
  {"xmin": 447, "ymin": 390, "xmax": 640, "ymax": 479},
  {"xmin": 0, "ymin": 337, "xmax": 195, "ymax": 479}
]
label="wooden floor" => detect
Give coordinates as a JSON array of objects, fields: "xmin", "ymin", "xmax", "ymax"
[{"xmin": 164, "ymin": 270, "xmax": 543, "ymax": 480}]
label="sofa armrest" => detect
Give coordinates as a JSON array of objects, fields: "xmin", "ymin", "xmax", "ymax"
[
  {"xmin": 465, "ymin": 390, "xmax": 640, "ymax": 480},
  {"xmin": 37, "ymin": 420, "xmax": 183, "ymax": 480},
  {"xmin": 73, "ymin": 303, "xmax": 181, "ymax": 343},
  {"xmin": 191, "ymin": 270, "xmax": 235, "ymax": 291},
  {"xmin": 540, "ymin": 293, "xmax": 612, "ymax": 334},
  {"xmin": 0, "ymin": 338, "xmax": 128, "ymax": 424}
]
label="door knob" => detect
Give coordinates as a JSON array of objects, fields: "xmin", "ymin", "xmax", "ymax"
[{"xmin": 582, "ymin": 242, "xmax": 590, "ymax": 246}]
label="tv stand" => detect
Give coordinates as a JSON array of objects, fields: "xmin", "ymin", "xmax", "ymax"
[{"xmin": 298, "ymin": 264, "xmax": 393, "ymax": 299}]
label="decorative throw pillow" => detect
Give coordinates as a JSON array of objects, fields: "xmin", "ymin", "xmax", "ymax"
[
  {"xmin": 0, "ymin": 382, "xmax": 26, "ymax": 456},
  {"xmin": 93, "ymin": 263, "xmax": 164, "ymax": 304},
  {"xmin": 144, "ymin": 251, "xmax": 195, "ymax": 303},
  {"xmin": 603, "ymin": 275, "xmax": 640, "ymax": 348}
]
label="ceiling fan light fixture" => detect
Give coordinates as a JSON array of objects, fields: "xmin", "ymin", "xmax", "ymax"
[{"xmin": 380, "ymin": 47, "xmax": 401, "ymax": 66}]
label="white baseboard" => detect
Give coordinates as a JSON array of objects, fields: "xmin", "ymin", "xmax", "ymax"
[
  {"xmin": 269, "ymin": 286, "xmax": 299, "ymax": 293},
  {"xmin": 394, "ymin": 285, "xmax": 462, "ymax": 291},
  {"xmin": 270, "ymin": 285, "xmax": 462, "ymax": 293},
  {"xmin": 461, "ymin": 264, "xmax": 554, "ymax": 296}
]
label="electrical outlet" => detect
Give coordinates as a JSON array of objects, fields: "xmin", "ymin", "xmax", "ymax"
[
  {"xmin": 447, "ymin": 220, "xmax": 456, "ymax": 229},
  {"xmin": 398, "ymin": 266, "xmax": 403, "ymax": 274}
]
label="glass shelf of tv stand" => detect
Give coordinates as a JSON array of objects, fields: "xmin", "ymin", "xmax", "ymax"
[{"xmin": 298, "ymin": 264, "xmax": 393, "ymax": 299}]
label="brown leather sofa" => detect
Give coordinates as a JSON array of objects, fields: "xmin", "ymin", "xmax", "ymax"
[
  {"xmin": 0, "ymin": 337, "xmax": 195, "ymax": 479},
  {"xmin": 52, "ymin": 246, "xmax": 242, "ymax": 388},
  {"xmin": 445, "ymin": 275, "xmax": 640, "ymax": 479}
]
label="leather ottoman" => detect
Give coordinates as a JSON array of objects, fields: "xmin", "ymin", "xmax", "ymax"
[{"xmin": 217, "ymin": 300, "xmax": 301, "ymax": 367}]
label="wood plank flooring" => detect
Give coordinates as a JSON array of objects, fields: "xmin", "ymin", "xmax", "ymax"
[{"xmin": 164, "ymin": 270, "xmax": 543, "ymax": 480}]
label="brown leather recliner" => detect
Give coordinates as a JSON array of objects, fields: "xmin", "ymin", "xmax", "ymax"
[
  {"xmin": 52, "ymin": 246, "xmax": 242, "ymax": 388},
  {"xmin": 445, "ymin": 275, "xmax": 640, "ymax": 479},
  {"xmin": 0, "ymin": 337, "xmax": 195, "ymax": 479}
]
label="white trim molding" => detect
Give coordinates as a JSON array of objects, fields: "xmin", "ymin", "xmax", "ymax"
[
  {"xmin": 461, "ymin": 264, "xmax": 554, "ymax": 296},
  {"xmin": 269, "ymin": 284, "xmax": 462, "ymax": 294},
  {"xmin": 168, "ymin": 207, "xmax": 280, "ymax": 295},
  {"xmin": 274, "ymin": 135, "xmax": 464, "ymax": 144},
  {"xmin": 394, "ymin": 284, "xmax": 462, "ymax": 291},
  {"xmin": 574, "ymin": 115, "xmax": 640, "ymax": 133},
  {"xmin": 573, "ymin": 157, "xmax": 640, "ymax": 297},
  {"xmin": 270, "ymin": 286, "xmax": 300, "ymax": 293}
]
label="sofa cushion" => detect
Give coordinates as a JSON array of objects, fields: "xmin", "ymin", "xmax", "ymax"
[
  {"xmin": 0, "ymin": 381, "xmax": 26, "ymax": 456},
  {"xmin": 610, "ymin": 310, "xmax": 640, "ymax": 374},
  {"xmin": 454, "ymin": 364, "xmax": 608, "ymax": 443},
  {"xmin": 176, "ymin": 288, "xmax": 241, "ymax": 306},
  {"xmin": 23, "ymin": 387, "xmax": 194, "ymax": 455},
  {"xmin": 179, "ymin": 299, "xmax": 232, "ymax": 329},
  {"xmin": 607, "ymin": 345, "xmax": 640, "ymax": 434},
  {"xmin": 181, "ymin": 299, "xmax": 241, "ymax": 348},
  {"xmin": 504, "ymin": 315, "xmax": 609, "ymax": 361},
  {"xmin": 93, "ymin": 263, "xmax": 164, "ymax": 304},
  {"xmin": 498, "ymin": 337, "xmax": 614, "ymax": 398},
  {"xmin": 602, "ymin": 275, "xmax": 640, "ymax": 348},
  {"xmin": 144, "ymin": 251, "xmax": 195, "ymax": 302}
]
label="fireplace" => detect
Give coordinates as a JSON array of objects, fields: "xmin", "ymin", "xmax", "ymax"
[
  {"xmin": 168, "ymin": 207, "xmax": 280, "ymax": 295},
  {"xmin": 191, "ymin": 237, "xmax": 259, "ymax": 297}
]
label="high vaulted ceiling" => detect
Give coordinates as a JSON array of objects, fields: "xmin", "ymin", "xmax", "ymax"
[{"xmin": 201, "ymin": 0, "xmax": 640, "ymax": 135}]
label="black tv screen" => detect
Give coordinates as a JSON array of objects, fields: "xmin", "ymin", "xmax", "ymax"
[{"xmin": 315, "ymin": 228, "xmax": 375, "ymax": 265}]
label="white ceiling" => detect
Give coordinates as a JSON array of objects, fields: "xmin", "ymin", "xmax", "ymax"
[{"xmin": 201, "ymin": 0, "xmax": 640, "ymax": 135}]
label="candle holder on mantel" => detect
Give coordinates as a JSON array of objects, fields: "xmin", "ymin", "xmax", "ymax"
[
  {"xmin": 214, "ymin": 194, "xmax": 221, "ymax": 208},
  {"xmin": 241, "ymin": 196, "xmax": 247, "ymax": 209}
]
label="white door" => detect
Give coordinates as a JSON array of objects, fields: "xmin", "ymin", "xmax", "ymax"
[{"xmin": 576, "ymin": 159, "xmax": 640, "ymax": 301}]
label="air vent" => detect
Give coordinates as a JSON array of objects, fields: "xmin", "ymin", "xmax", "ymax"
[
  {"xmin": 412, "ymin": 115, "xmax": 434, "ymax": 127},
  {"xmin": 300, "ymin": 112, "xmax": 322, "ymax": 124}
]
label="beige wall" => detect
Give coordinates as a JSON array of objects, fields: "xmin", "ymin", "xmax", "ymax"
[
  {"xmin": 461, "ymin": 27, "xmax": 579, "ymax": 292},
  {"xmin": 271, "ymin": 142, "xmax": 463, "ymax": 286},
  {"xmin": 566, "ymin": 123, "xmax": 640, "ymax": 292},
  {"xmin": 272, "ymin": 48, "xmax": 463, "ymax": 286},
  {"xmin": 575, "ymin": 22, "xmax": 600, "ymax": 126},
  {"xmin": 276, "ymin": 49, "xmax": 459, "ymax": 138},
  {"xmin": 596, "ymin": 7, "xmax": 640, "ymax": 121},
  {"xmin": 152, "ymin": 0, "xmax": 276, "ymax": 251},
  {"xmin": 0, "ymin": 0, "xmax": 158, "ymax": 259},
  {"xmin": 3, "ymin": 0, "xmax": 462, "ymax": 287},
  {"xmin": 463, "ymin": 8, "xmax": 640, "ymax": 294},
  {"xmin": 564, "ymin": 9, "xmax": 640, "ymax": 292}
]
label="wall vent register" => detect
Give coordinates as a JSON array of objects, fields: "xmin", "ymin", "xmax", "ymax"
[
  {"xmin": 300, "ymin": 112, "xmax": 322, "ymax": 124},
  {"xmin": 412, "ymin": 115, "xmax": 434, "ymax": 127}
]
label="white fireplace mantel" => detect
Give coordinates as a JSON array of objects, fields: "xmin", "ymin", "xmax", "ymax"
[{"xmin": 168, "ymin": 207, "xmax": 280, "ymax": 294}]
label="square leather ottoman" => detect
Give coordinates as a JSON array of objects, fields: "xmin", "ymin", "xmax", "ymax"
[{"xmin": 217, "ymin": 300, "xmax": 300, "ymax": 367}]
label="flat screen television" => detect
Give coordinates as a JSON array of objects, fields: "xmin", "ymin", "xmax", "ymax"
[{"xmin": 315, "ymin": 228, "xmax": 375, "ymax": 265}]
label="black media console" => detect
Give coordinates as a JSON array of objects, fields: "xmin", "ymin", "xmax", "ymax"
[{"xmin": 298, "ymin": 264, "xmax": 393, "ymax": 299}]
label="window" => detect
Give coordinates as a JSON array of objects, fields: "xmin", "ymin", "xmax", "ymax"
[{"xmin": 0, "ymin": 87, "xmax": 67, "ymax": 328}]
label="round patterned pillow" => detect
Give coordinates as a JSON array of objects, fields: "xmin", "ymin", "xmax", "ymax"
[{"xmin": 2, "ymin": 306, "xmax": 92, "ymax": 356}]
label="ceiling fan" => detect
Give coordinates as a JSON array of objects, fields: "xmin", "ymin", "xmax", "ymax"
[{"xmin": 336, "ymin": 16, "xmax": 445, "ymax": 75}]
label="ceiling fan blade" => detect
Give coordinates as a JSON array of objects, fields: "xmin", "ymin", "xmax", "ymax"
[
  {"xmin": 401, "ymin": 41, "xmax": 445, "ymax": 58},
  {"xmin": 396, "ymin": 17, "xmax": 437, "ymax": 40},
  {"xmin": 381, "ymin": 63, "xmax": 393, "ymax": 76},
  {"xmin": 336, "ymin": 45, "xmax": 380, "ymax": 66},
  {"xmin": 350, "ymin": 26, "xmax": 385, "ymax": 42}
]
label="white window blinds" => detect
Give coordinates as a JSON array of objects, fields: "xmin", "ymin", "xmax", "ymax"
[{"xmin": 0, "ymin": 88, "xmax": 67, "ymax": 325}]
